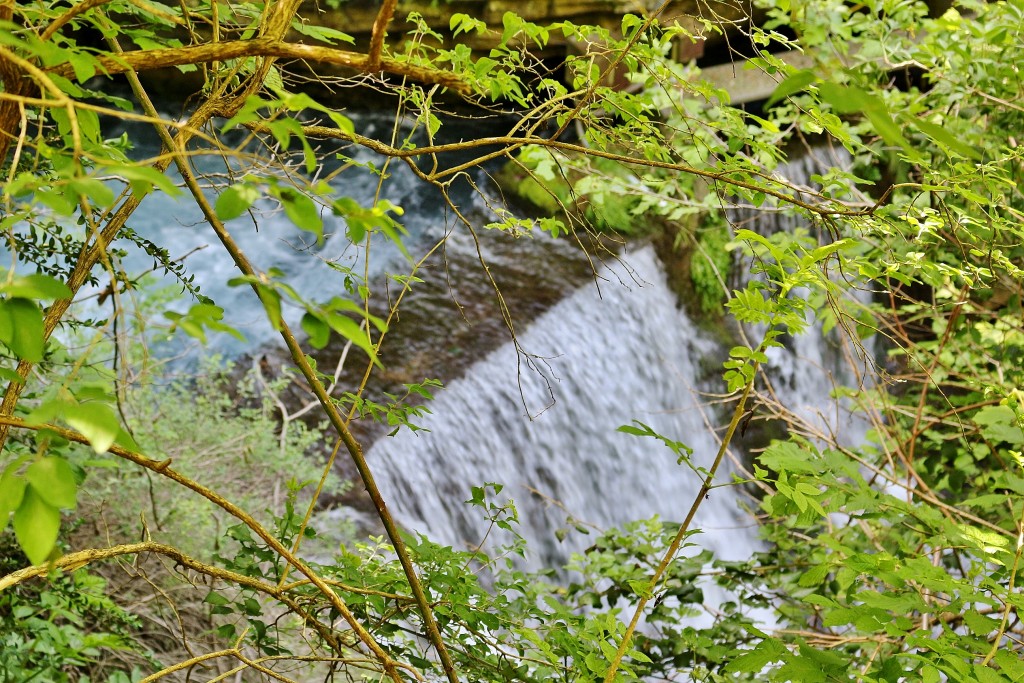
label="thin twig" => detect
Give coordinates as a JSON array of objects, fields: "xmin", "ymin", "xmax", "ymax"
[{"xmin": 603, "ymin": 358, "xmax": 761, "ymax": 682}]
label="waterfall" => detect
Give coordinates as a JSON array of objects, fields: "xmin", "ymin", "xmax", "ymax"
[
  {"xmin": 368, "ymin": 245, "xmax": 756, "ymax": 567},
  {"xmin": 366, "ymin": 151, "xmax": 871, "ymax": 573}
]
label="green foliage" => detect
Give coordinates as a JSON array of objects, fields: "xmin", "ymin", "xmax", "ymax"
[
  {"xmin": 690, "ymin": 214, "xmax": 732, "ymax": 314},
  {"xmin": 2, "ymin": 0, "xmax": 1024, "ymax": 680},
  {"xmin": 0, "ymin": 536, "xmax": 148, "ymax": 683}
]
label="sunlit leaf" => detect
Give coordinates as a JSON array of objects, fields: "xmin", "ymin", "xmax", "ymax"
[
  {"xmin": 13, "ymin": 487, "xmax": 61, "ymax": 565},
  {"xmin": 65, "ymin": 402, "xmax": 121, "ymax": 454},
  {"xmin": 215, "ymin": 183, "xmax": 261, "ymax": 221},
  {"xmin": 25, "ymin": 457, "xmax": 77, "ymax": 509},
  {"xmin": 275, "ymin": 186, "xmax": 323, "ymax": 242},
  {"xmin": 0, "ymin": 298, "xmax": 45, "ymax": 362},
  {"xmin": 1, "ymin": 273, "xmax": 72, "ymax": 300}
]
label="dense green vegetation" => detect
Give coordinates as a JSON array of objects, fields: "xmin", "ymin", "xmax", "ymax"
[{"xmin": 1, "ymin": 0, "xmax": 1023, "ymax": 680}]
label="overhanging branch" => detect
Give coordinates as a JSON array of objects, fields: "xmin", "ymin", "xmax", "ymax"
[{"xmin": 47, "ymin": 38, "xmax": 470, "ymax": 94}]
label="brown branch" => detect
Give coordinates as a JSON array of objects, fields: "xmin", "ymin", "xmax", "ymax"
[
  {"xmin": 367, "ymin": 0, "xmax": 398, "ymax": 72},
  {"xmin": 0, "ymin": 0, "xmax": 39, "ymax": 164},
  {"xmin": 40, "ymin": 0, "xmax": 114, "ymax": 41},
  {"xmin": 260, "ymin": 122, "xmax": 870, "ymax": 218},
  {"xmin": 45, "ymin": 38, "xmax": 470, "ymax": 94},
  {"xmin": 160, "ymin": 138, "xmax": 460, "ymax": 683},
  {"xmin": 604, "ymin": 358, "xmax": 760, "ymax": 683},
  {"xmin": 0, "ymin": 539, "xmax": 358, "ymax": 660},
  {"xmin": 0, "ymin": 541, "xmax": 271, "ymax": 592}
]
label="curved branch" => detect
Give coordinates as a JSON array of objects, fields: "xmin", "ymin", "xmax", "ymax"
[
  {"xmin": 254, "ymin": 121, "xmax": 874, "ymax": 217},
  {"xmin": 367, "ymin": 0, "xmax": 398, "ymax": 72},
  {"xmin": 46, "ymin": 38, "xmax": 470, "ymax": 94},
  {"xmin": 0, "ymin": 541, "xmax": 272, "ymax": 592},
  {"xmin": 0, "ymin": 539, "xmax": 357, "ymax": 659},
  {"xmin": 604, "ymin": 357, "xmax": 761, "ymax": 683}
]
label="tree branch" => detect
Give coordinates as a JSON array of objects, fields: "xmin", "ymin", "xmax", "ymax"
[
  {"xmin": 367, "ymin": 0, "xmax": 398, "ymax": 72},
  {"xmin": 46, "ymin": 38, "xmax": 470, "ymax": 94},
  {"xmin": 150, "ymin": 116, "xmax": 461, "ymax": 683}
]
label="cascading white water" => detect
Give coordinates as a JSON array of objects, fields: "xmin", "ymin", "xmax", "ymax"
[{"xmin": 368, "ymin": 245, "xmax": 758, "ymax": 568}]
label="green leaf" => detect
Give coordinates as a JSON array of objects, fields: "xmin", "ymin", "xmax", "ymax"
[
  {"xmin": 276, "ymin": 186, "xmax": 323, "ymax": 242},
  {"xmin": 65, "ymin": 402, "xmax": 121, "ymax": 454},
  {"xmin": 215, "ymin": 183, "xmax": 261, "ymax": 221},
  {"xmin": 1, "ymin": 273, "xmax": 72, "ymax": 300},
  {"xmin": 67, "ymin": 177, "xmax": 115, "ymax": 206},
  {"xmin": 166, "ymin": 303, "xmax": 244, "ymax": 344},
  {"xmin": 766, "ymin": 69, "xmax": 817, "ymax": 107},
  {"xmin": 451, "ymin": 12, "xmax": 486, "ymax": 37},
  {"xmin": 289, "ymin": 21, "xmax": 355, "ymax": 45},
  {"xmin": 13, "ymin": 487, "xmax": 61, "ymax": 565},
  {"xmin": 109, "ymin": 164, "xmax": 182, "ymax": 197},
  {"xmin": 818, "ymin": 83, "xmax": 912, "ymax": 152},
  {"xmin": 0, "ymin": 297, "xmax": 45, "ymax": 362},
  {"xmin": 327, "ymin": 111, "xmax": 355, "ymax": 136},
  {"xmin": 724, "ymin": 638, "xmax": 788, "ymax": 674},
  {"xmin": 256, "ymin": 284, "xmax": 283, "ymax": 331},
  {"xmin": 301, "ymin": 312, "xmax": 331, "ymax": 349},
  {"xmin": 798, "ymin": 562, "xmax": 830, "ymax": 587},
  {"xmin": 911, "ymin": 118, "xmax": 982, "ymax": 160},
  {"xmin": 25, "ymin": 457, "xmax": 77, "ymax": 509},
  {"xmin": 25, "ymin": 398, "xmax": 63, "ymax": 426},
  {"xmin": 956, "ymin": 523, "xmax": 1010, "ymax": 561},
  {"xmin": 962, "ymin": 609, "xmax": 999, "ymax": 636},
  {"xmin": 204, "ymin": 591, "xmax": 231, "ymax": 606},
  {"xmin": 973, "ymin": 405, "xmax": 1024, "ymax": 444},
  {"xmin": 0, "ymin": 464, "xmax": 27, "ymax": 533},
  {"xmin": 323, "ymin": 312, "xmax": 380, "ymax": 367}
]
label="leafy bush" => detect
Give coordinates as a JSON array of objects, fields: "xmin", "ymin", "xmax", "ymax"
[{"xmin": 1, "ymin": 0, "xmax": 1024, "ymax": 680}]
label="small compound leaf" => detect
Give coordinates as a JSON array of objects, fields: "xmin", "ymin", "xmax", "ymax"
[
  {"xmin": 13, "ymin": 487, "xmax": 61, "ymax": 565},
  {"xmin": 65, "ymin": 402, "xmax": 121, "ymax": 454},
  {"xmin": 25, "ymin": 457, "xmax": 77, "ymax": 509}
]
